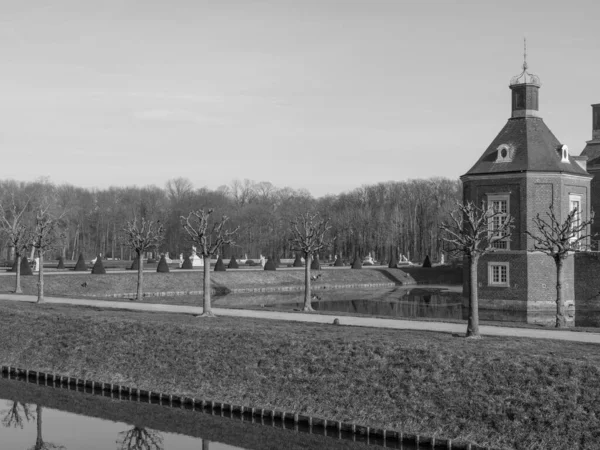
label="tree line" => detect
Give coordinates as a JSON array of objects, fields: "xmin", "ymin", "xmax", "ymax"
[{"xmin": 0, "ymin": 176, "xmax": 461, "ymax": 264}]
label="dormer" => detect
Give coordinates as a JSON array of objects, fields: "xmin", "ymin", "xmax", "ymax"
[
  {"xmin": 559, "ymin": 144, "xmax": 569, "ymax": 163},
  {"xmin": 495, "ymin": 144, "xmax": 515, "ymax": 163}
]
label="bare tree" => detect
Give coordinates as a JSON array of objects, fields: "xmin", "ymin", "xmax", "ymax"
[
  {"xmin": 289, "ymin": 212, "xmax": 332, "ymax": 312},
  {"xmin": 32, "ymin": 207, "xmax": 65, "ymax": 303},
  {"xmin": 117, "ymin": 426, "xmax": 163, "ymax": 450},
  {"xmin": 29, "ymin": 406, "xmax": 66, "ymax": 450},
  {"xmin": 181, "ymin": 209, "xmax": 238, "ymax": 317},
  {"xmin": 525, "ymin": 204, "xmax": 594, "ymax": 328},
  {"xmin": 2, "ymin": 401, "xmax": 33, "ymax": 428},
  {"xmin": 123, "ymin": 217, "xmax": 165, "ymax": 300},
  {"xmin": 440, "ymin": 201, "xmax": 514, "ymax": 338}
]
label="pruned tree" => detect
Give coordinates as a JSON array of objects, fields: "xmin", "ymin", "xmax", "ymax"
[
  {"xmin": 29, "ymin": 406, "xmax": 66, "ymax": 450},
  {"xmin": 289, "ymin": 212, "xmax": 332, "ymax": 312},
  {"xmin": 123, "ymin": 217, "xmax": 165, "ymax": 300},
  {"xmin": 181, "ymin": 209, "xmax": 238, "ymax": 317},
  {"xmin": 2, "ymin": 401, "xmax": 33, "ymax": 428},
  {"xmin": 525, "ymin": 204, "xmax": 594, "ymax": 328},
  {"xmin": 117, "ymin": 426, "xmax": 164, "ymax": 450},
  {"xmin": 440, "ymin": 201, "xmax": 514, "ymax": 338},
  {"xmin": 32, "ymin": 208, "xmax": 65, "ymax": 303}
]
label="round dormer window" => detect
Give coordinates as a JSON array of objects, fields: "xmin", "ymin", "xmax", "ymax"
[{"xmin": 495, "ymin": 144, "xmax": 515, "ymax": 163}]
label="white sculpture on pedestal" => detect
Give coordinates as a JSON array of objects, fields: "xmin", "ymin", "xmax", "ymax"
[
  {"xmin": 190, "ymin": 246, "xmax": 204, "ymax": 267},
  {"xmin": 259, "ymin": 254, "xmax": 266, "ymax": 268},
  {"xmin": 164, "ymin": 252, "xmax": 172, "ymax": 264},
  {"xmin": 33, "ymin": 257, "xmax": 40, "ymax": 272}
]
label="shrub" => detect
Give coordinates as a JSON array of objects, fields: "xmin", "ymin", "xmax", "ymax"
[
  {"xmin": 334, "ymin": 255, "xmax": 344, "ymax": 267},
  {"xmin": 20, "ymin": 256, "xmax": 33, "ymax": 276},
  {"xmin": 228, "ymin": 255, "xmax": 239, "ymax": 269},
  {"xmin": 130, "ymin": 257, "xmax": 139, "ymax": 271},
  {"xmin": 9, "ymin": 258, "xmax": 17, "ymax": 273},
  {"xmin": 245, "ymin": 260, "xmax": 256, "ymax": 266},
  {"xmin": 91, "ymin": 255, "xmax": 106, "ymax": 275},
  {"xmin": 264, "ymin": 258, "xmax": 277, "ymax": 271},
  {"xmin": 423, "ymin": 255, "xmax": 432, "ymax": 268},
  {"xmin": 388, "ymin": 253, "xmax": 398, "ymax": 268},
  {"xmin": 57, "ymin": 256, "xmax": 65, "ymax": 269},
  {"xmin": 74, "ymin": 253, "xmax": 87, "ymax": 271},
  {"xmin": 156, "ymin": 255, "xmax": 170, "ymax": 273},
  {"xmin": 351, "ymin": 256, "xmax": 362, "ymax": 270},
  {"xmin": 293, "ymin": 253, "xmax": 303, "ymax": 267},
  {"xmin": 181, "ymin": 255, "xmax": 193, "ymax": 270},
  {"xmin": 214, "ymin": 256, "xmax": 226, "ymax": 272},
  {"xmin": 310, "ymin": 255, "xmax": 321, "ymax": 270}
]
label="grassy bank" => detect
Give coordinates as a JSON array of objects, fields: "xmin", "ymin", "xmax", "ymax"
[
  {"xmin": 1, "ymin": 301, "xmax": 599, "ymax": 449},
  {"xmin": 0, "ymin": 267, "xmax": 414, "ymax": 297}
]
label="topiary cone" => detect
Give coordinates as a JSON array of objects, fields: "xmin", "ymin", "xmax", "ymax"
[
  {"xmin": 9, "ymin": 258, "xmax": 18, "ymax": 272},
  {"xmin": 130, "ymin": 256, "xmax": 139, "ymax": 271},
  {"xmin": 388, "ymin": 253, "xmax": 398, "ymax": 268},
  {"xmin": 264, "ymin": 257, "xmax": 277, "ymax": 271},
  {"xmin": 214, "ymin": 256, "xmax": 226, "ymax": 272},
  {"xmin": 422, "ymin": 255, "xmax": 432, "ymax": 268},
  {"xmin": 181, "ymin": 255, "xmax": 193, "ymax": 269},
  {"xmin": 156, "ymin": 254, "xmax": 170, "ymax": 273},
  {"xmin": 351, "ymin": 255, "xmax": 362, "ymax": 269},
  {"xmin": 57, "ymin": 256, "xmax": 65, "ymax": 269},
  {"xmin": 20, "ymin": 256, "xmax": 33, "ymax": 276},
  {"xmin": 310, "ymin": 254, "xmax": 321, "ymax": 270},
  {"xmin": 334, "ymin": 255, "xmax": 344, "ymax": 267},
  {"xmin": 74, "ymin": 253, "xmax": 87, "ymax": 271},
  {"xmin": 228, "ymin": 255, "xmax": 239, "ymax": 269},
  {"xmin": 293, "ymin": 253, "xmax": 303, "ymax": 267},
  {"xmin": 91, "ymin": 255, "xmax": 106, "ymax": 274}
]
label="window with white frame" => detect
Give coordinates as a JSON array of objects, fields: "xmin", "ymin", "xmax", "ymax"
[
  {"xmin": 488, "ymin": 262, "xmax": 509, "ymax": 286},
  {"xmin": 569, "ymin": 194, "xmax": 582, "ymax": 245},
  {"xmin": 487, "ymin": 194, "xmax": 510, "ymax": 250}
]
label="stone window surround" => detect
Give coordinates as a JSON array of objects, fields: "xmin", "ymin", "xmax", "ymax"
[
  {"xmin": 486, "ymin": 193, "xmax": 510, "ymax": 250},
  {"xmin": 488, "ymin": 262, "xmax": 510, "ymax": 287}
]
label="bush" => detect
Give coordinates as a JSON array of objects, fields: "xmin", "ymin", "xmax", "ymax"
[
  {"xmin": 245, "ymin": 260, "xmax": 256, "ymax": 266},
  {"xmin": 293, "ymin": 253, "xmax": 303, "ymax": 267},
  {"xmin": 228, "ymin": 256, "xmax": 239, "ymax": 269},
  {"xmin": 9, "ymin": 258, "xmax": 17, "ymax": 273},
  {"xmin": 156, "ymin": 255, "xmax": 170, "ymax": 273},
  {"xmin": 334, "ymin": 255, "xmax": 344, "ymax": 267},
  {"xmin": 388, "ymin": 253, "xmax": 398, "ymax": 268},
  {"xmin": 310, "ymin": 255, "xmax": 321, "ymax": 270},
  {"xmin": 130, "ymin": 257, "xmax": 139, "ymax": 271},
  {"xmin": 214, "ymin": 256, "xmax": 226, "ymax": 272},
  {"xmin": 264, "ymin": 258, "xmax": 277, "ymax": 271},
  {"xmin": 181, "ymin": 255, "xmax": 193, "ymax": 270},
  {"xmin": 351, "ymin": 256, "xmax": 362, "ymax": 270},
  {"xmin": 57, "ymin": 256, "xmax": 65, "ymax": 269},
  {"xmin": 74, "ymin": 253, "xmax": 87, "ymax": 271},
  {"xmin": 20, "ymin": 256, "xmax": 33, "ymax": 276},
  {"xmin": 423, "ymin": 255, "xmax": 432, "ymax": 268},
  {"xmin": 91, "ymin": 255, "xmax": 106, "ymax": 275}
]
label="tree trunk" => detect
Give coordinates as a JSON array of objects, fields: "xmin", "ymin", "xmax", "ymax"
[
  {"xmin": 303, "ymin": 252, "xmax": 313, "ymax": 311},
  {"xmin": 200, "ymin": 254, "xmax": 215, "ymax": 317},
  {"xmin": 15, "ymin": 254, "xmax": 22, "ymax": 294},
  {"xmin": 37, "ymin": 251, "xmax": 44, "ymax": 303},
  {"xmin": 466, "ymin": 253, "xmax": 481, "ymax": 338},
  {"xmin": 36, "ymin": 405, "xmax": 43, "ymax": 449},
  {"xmin": 555, "ymin": 256, "xmax": 567, "ymax": 328},
  {"xmin": 136, "ymin": 251, "xmax": 144, "ymax": 300}
]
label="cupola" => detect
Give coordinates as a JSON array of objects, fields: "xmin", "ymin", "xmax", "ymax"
[{"xmin": 509, "ymin": 40, "xmax": 541, "ymax": 119}]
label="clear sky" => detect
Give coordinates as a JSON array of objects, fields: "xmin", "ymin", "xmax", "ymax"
[{"xmin": 1, "ymin": 0, "xmax": 599, "ymax": 197}]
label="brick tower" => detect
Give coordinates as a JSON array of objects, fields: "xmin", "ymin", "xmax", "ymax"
[
  {"xmin": 579, "ymin": 104, "xmax": 600, "ymax": 248},
  {"xmin": 461, "ymin": 55, "xmax": 592, "ymax": 321}
]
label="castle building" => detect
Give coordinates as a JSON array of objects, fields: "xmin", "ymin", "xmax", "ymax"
[
  {"xmin": 578, "ymin": 104, "xmax": 600, "ymax": 248},
  {"xmin": 461, "ymin": 58, "xmax": 592, "ymax": 318}
]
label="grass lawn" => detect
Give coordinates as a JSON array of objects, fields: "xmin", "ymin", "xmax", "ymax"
[{"xmin": 0, "ymin": 300, "xmax": 599, "ymax": 449}]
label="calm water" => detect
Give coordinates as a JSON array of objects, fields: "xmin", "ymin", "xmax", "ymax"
[
  {"xmin": 0, "ymin": 377, "xmax": 423, "ymax": 450},
  {"xmin": 217, "ymin": 287, "xmax": 600, "ymax": 327}
]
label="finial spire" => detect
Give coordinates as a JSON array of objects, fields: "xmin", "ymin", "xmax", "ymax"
[
  {"xmin": 510, "ymin": 38, "xmax": 540, "ymax": 87},
  {"xmin": 523, "ymin": 37, "xmax": 528, "ymax": 70}
]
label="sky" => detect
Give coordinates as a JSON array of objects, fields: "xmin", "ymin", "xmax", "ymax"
[{"xmin": 1, "ymin": 0, "xmax": 599, "ymax": 198}]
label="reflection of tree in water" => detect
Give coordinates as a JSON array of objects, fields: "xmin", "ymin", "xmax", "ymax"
[
  {"xmin": 2, "ymin": 401, "xmax": 34, "ymax": 428},
  {"xmin": 117, "ymin": 426, "xmax": 164, "ymax": 450},
  {"xmin": 29, "ymin": 405, "xmax": 66, "ymax": 450}
]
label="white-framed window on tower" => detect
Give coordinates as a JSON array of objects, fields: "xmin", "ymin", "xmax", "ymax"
[
  {"xmin": 487, "ymin": 194, "xmax": 510, "ymax": 250},
  {"xmin": 488, "ymin": 262, "xmax": 510, "ymax": 287},
  {"xmin": 569, "ymin": 194, "xmax": 582, "ymax": 246}
]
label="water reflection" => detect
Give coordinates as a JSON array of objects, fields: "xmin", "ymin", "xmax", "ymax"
[
  {"xmin": 117, "ymin": 426, "xmax": 163, "ymax": 450},
  {"xmin": 30, "ymin": 405, "xmax": 66, "ymax": 450},
  {"xmin": 2, "ymin": 402, "xmax": 66, "ymax": 449}
]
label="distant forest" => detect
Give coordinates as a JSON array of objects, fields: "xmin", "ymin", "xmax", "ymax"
[{"xmin": 0, "ymin": 177, "xmax": 461, "ymax": 264}]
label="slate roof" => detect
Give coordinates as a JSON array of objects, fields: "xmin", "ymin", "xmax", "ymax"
[
  {"xmin": 580, "ymin": 140, "xmax": 600, "ymax": 166},
  {"xmin": 463, "ymin": 117, "xmax": 590, "ymax": 177}
]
